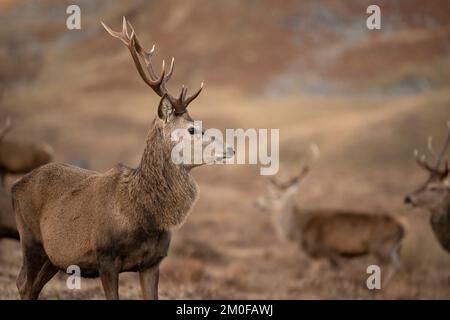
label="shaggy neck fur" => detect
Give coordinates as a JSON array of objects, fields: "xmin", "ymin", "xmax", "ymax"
[{"xmin": 128, "ymin": 120, "xmax": 198, "ymax": 231}]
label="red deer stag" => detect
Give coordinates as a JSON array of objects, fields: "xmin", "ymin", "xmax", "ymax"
[
  {"xmin": 404, "ymin": 121, "xmax": 450, "ymax": 254},
  {"xmin": 0, "ymin": 118, "xmax": 53, "ymax": 186},
  {"xmin": 12, "ymin": 18, "xmax": 234, "ymax": 300},
  {"xmin": 256, "ymin": 165, "xmax": 404, "ymax": 275}
]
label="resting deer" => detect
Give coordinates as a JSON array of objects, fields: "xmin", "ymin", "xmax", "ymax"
[
  {"xmin": 0, "ymin": 118, "xmax": 53, "ymax": 185},
  {"xmin": 404, "ymin": 121, "xmax": 450, "ymax": 255},
  {"xmin": 12, "ymin": 18, "xmax": 234, "ymax": 300},
  {"xmin": 255, "ymin": 166, "xmax": 404, "ymax": 272}
]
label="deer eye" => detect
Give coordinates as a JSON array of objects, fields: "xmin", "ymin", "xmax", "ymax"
[{"xmin": 188, "ymin": 127, "xmax": 205, "ymax": 135}]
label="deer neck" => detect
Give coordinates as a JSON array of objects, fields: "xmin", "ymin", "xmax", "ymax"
[
  {"xmin": 128, "ymin": 121, "xmax": 199, "ymax": 231},
  {"xmin": 429, "ymin": 196, "xmax": 450, "ymax": 222},
  {"xmin": 274, "ymin": 190, "xmax": 303, "ymax": 241},
  {"xmin": 429, "ymin": 198, "xmax": 450, "ymax": 251}
]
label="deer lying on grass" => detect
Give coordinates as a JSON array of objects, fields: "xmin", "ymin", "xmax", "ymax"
[
  {"xmin": 404, "ymin": 121, "xmax": 450, "ymax": 254},
  {"xmin": 12, "ymin": 18, "xmax": 234, "ymax": 300},
  {"xmin": 0, "ymin": 118, "xmax": 53, "ymax": 185},
  {"xmin": 255, "ymin": 166, "xmax": 404, "ymax": 272}
]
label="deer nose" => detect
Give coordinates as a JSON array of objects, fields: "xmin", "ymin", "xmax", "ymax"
[{"xmin": 404, "ymin": 196, "xmax": 412, "ymax": 204}]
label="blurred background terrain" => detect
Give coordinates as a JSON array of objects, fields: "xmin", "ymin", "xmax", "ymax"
[{"xmin": 0, "ymin": 0, "xmax": 450, "ymax": 299}]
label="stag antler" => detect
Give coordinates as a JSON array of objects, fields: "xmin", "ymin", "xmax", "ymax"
[
  {"xmin": 414, "ymin": 121, "xmax": 450, "ymax": 183},
  {"xmin": 269, "ymin": 166, "xmax": 310, "ymax": 189},
  {"xmin": 101, "ymin": 17, "xmax": 203, "ymax": 114},
  {"xmin": 269, "ymin": 143, "xmax": 319, "ymax": 188},
  {"xmin": 0, "ymin": 117, "xmax": 12, "ymax": 142}
]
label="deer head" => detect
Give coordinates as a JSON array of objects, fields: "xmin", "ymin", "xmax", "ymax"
[
  {"xmin": 102, "ymin": 18, "xmax": 234, "ymax": 168},
  {"xmin": 255, "ymin": 165, "xmax": 310, "ymax": 214},
  {"xmin": 404, "ymin": 121, "xmax": 450, "ymax": 212},
  {"xmin": 255, "ymin": 144, "xmax": 319, "ymax": 213}
]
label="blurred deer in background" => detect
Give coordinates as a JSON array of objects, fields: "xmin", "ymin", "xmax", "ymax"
[
  {"xmin": 0, "ymin": 186, "xmax": 18, "ymax": 241},
  {"xmin": 0, "ymin": 118, "xmax": 53, "ymax": 186},
  {"xmin": 0, "ymin": 117, "xmax": 12, "ymax": 186},
  {"xmin": 0, "ymin": 118, "xmax": 11, "ymax": 142},
  {"xmin": 404, "ymin": 121, "xmax": 450, "ymax": 255},
  {"xmin": 0, "ymin": 116, "xmax": 51, "ymax": 242},
  {"xmin": 12, "ymin": 18, "xmax": 234, "ymax": 300},
  {"xmin": 255, "ymin": 148, "xmax": 404, "ymax": 278},
  {"xmin": 0, "ymin": 118, "xmax": 19, "ymax": 241}
]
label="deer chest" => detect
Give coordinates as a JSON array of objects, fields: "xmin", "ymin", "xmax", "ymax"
[{"xmin": 97, "ymin": 229, "xmax": 172, "ymax": 273}]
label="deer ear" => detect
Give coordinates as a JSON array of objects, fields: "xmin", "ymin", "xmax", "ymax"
[{"xmin": 158, "ymin": 95, "xmax": 175, "ymax": 123}]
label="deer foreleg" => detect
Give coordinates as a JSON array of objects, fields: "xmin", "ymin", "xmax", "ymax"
[
  {"xmin": 99, "ymin": 260, "xmax": 119, "ymax": 300},
  {"xmin": 139, "ymin": 266, "xmax": 159, "ymax": 300}
]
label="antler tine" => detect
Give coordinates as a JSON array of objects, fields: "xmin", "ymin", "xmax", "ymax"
[
  {"xmin": 300, "ymin": 165, "xmax": 310, "ymax": 177},
  {"xmin": 268, "ymin": 165, "xmax": 309, "ymax": 189},
  {"xmin": 101, "ymin": 19, "xmax": 129, "ymax": 46},
  {"xmin": 181, "ymin": 86, "xmax": 188, "ymax": 101},
  {"xmin": 268, "ymin": 176, "xmax": 282, "ymax": 188},
  {"xmin": 310, "ymin": 143, "xmax": 321, "ymax": 159},
  {"xmin": 0, "ymin": 117, "xmax": 12, "ymax": 142},
  {"xmin": 184, "ymin": 82, "xmax": 204, "ymax": 107},
  {"xmin": 294, "ymin": 143, "xmax": 318, "ymax": 179},
  {"xmin": 414, "ymin": 149, "xmax": 438, "ymax": 174},
  {"xmin": 122, "ymin": 16, "xmax": 128, "ymax": 38},
  {"xmin": 161, "ymin": 57, "xmax": 175, "ymax": 84},
  {"xmin": 427, "ymin": 136, "xmax": 438, "ymax": 159},
  {"xmin": 288, "ymin": 165, "xmax": 310, "ymax": 186},
  {"xmin": 178, "ymin": 85, "xmax": 185, "ymax": 101},
  {"xmin": 157, "ymin": 59, "xmax": 166, "ymax": 86},
  {"xmin": 280, "ymin": 166, "xmax": 310, "ymax": 188},
  {"xmin": 126, "ymin": 21, "xmax": 155, "ymax": 57},
  {"xmin": 434, "ymin": 121, "xmax": 450, "ymax": 170}
]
